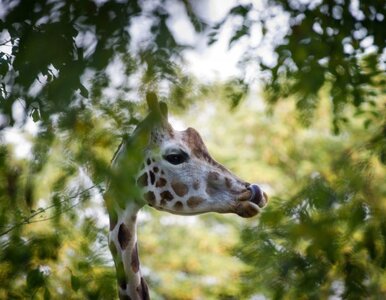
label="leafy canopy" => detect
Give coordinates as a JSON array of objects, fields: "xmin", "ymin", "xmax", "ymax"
[{"xmin": 0, "ymin": 0, "xmax": 385, "ymax": 299}]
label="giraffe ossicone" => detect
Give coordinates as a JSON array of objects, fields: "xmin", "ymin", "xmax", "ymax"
[{"xmin": 105, "ymin": 92, "xmax": 268, "ymax": 300}]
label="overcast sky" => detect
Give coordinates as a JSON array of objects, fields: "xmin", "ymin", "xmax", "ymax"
[{"xmin": 1, "ymin": 0, "xmax": 274, "ymax": 158}]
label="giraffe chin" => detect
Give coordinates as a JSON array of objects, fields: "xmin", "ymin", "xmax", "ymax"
[{"xmin": 235, "ymin": 201, "xmax": 261, "ymax": 218}]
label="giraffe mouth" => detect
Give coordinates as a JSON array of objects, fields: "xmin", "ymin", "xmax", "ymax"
[
  {"xmin": 248, "ymin": 184, "xmax": 268, "ymax": 207},
  {"xmin": 235, "ymin": 184, "xmax": 268, "ymax": 218}
]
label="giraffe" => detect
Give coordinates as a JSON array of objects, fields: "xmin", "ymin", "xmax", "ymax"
[{"xmin": 104, "ymin": 92, "xmax": 268, "ymax": 300}]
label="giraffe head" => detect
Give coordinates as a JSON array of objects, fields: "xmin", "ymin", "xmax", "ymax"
[{"xmin": 136, "ymin": 93, "xmax": 268, "ymax": 218}]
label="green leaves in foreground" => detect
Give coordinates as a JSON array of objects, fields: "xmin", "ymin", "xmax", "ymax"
[{"xmin": 237, "ymin": 154, "xmax": 386, "ymax": 299}]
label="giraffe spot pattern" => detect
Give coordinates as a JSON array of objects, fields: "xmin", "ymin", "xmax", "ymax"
[
  {"xmin": 131, "ymin": 242, "xmax": 140, "ymax": 273},
  {"xmin": 225, "ymin": 177, "xmax": 232, "ymax": 189},
  {"xmin": 137, "ymin": 277, "xmax": 150, "ymax": 300},
  {"xmin": 137, "ymin": 172, "xmax": 148, "ymax": 187},
  {"xmin": 208, "ymin": 171, "xmax": 220, "ymax": 181},
  {"xmin": 187, "ymin": 196, "xmax": 204, "ymax": 208},
  {"xmin": 174, "ymin": 201, "xmax": 183, "ymax": 210},
  {"xmin": 156, "ymin": 177, "xmax": 167, "ymax": 187},
  {"xmin": 206, "ymin": 172, "xmax": 222, "ymax": 196},
  {"xmin": 144, "ymin": 191, "xmax": 156, "ymax": 206},
  {"xmin": 171, "ymin": 181, "xmax": 188, "ymax": 197},
  {"xmin": 118, "ymin": 223, "xmax": 131, "ymax": 250},
  {"xmin": 206, "ymin": 184, "xmax": 217, "ymax": 197},
  {"xmin": 160, "ymin": 190, "xmax": 174, "ymax": 201},
  {"xmin": 153, "ymin": 166, "xmax": 159, "ymax": 173},
  {"xmin": 146, "ymin": 158, "xmax": 151, "ymax": 165},
  {"xmin": 149, "ymin": 171, "xmax": 156, "ymax": 185}
]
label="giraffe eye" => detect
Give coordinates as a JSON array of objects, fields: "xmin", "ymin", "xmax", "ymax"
[{"xmin": 164, "ymin": 152, "xmax": 188, "ymax": 165}]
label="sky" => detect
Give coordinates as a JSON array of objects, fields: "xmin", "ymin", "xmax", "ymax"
[
  {"xmin": 177, "ymin": 0, "xmax": 245, "ymax": 80},
  {"xmin": 1, "ymin": 0, "xmax": 255, "ymax": 158}
]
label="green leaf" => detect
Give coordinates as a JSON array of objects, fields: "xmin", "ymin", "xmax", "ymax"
[
  {"xmin": 27, "ymin": 268, "xmax": 45, "ymax": 289},
  {"xmin": 71, "ymin": 274, "xmax": 81, "ymax": 292},
  {"xmin": 229, "ymin": 25, "xmax": 249, "ymax": 48},
  {"xmin": 79, "ymin": 84, "xmax": 89, "ymax": 98},
  {"xmin": 229, "ymin": 4, "xmax": 252, "ymax": 17},
  {"xmin": 31, "ymin": 109, "xmax": 40, "ymax": 122},
  {"xmin": 44, "ymin": 287, "xmax": 51, "ymax": 300}
]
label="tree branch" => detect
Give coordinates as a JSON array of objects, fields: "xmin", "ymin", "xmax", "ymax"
[{"xmin": 0, "ymin": 184, "xmax": 102, "ymax": 237}]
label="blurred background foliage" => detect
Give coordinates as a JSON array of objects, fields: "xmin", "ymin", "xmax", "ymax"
[{"xmin": 0, "ymin": 0, "xmax": 385, "ymax": 299}]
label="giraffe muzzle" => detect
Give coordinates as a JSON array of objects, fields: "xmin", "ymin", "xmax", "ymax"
[{"xmin": 247, "ymin": 184, "xmax": 268, "ymax": 208}]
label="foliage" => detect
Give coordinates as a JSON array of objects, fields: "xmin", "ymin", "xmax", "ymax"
[
  {"xmin": 0, "ymin": 141, "xmax": 116, "ymax": 299},
  {"xmin": 0, "ymin": 0, "xmax": 205, "ymax": 128},
  {"xmin": 208, "ymin": 3, "xmax": 386, "ymax": 297},
  {"xmin": 228, "ymin": 98, "xmax": 386, "ymax": 299},
  {"xmin": 176, "ymin": 88, "xmax": 384, "ymax": 298},
  {"xmin": 0, "ymin": 0, "xmax": 385, "ymax": 299},
  {"xmin": 139, "ymin": 210, "xmax": 245, "ymax": 300},
  {"xmin": 215, "ymin": 0, "xmax": 385, "ymax": 133}
]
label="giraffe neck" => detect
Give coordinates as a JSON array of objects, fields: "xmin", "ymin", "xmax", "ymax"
[{"xmin": 108, "ymin": 202, "xmax": 150, "ymax": 300}]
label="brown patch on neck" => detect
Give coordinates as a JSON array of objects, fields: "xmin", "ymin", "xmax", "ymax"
[
  {"xmin": 173, "ymin": 201, "xmax": 183, "ymax": 210},
  {"xmin": 187, "ymin": 196, "xmax": 204, "ymax": 208},
  {"xmin": 160, "ymin": 190, "xmax": 174, "ymax": 201},
  {"xmin": 118, "ymin": 223, "xmax": 131, "ymax": 250},
  {"xmin": 171, "ymin": 181, "xmax": 188, "ymax": 197},
  {"xmin": 131, "ymin": 242, "xmax": 140, "ymax": 273},
  {"xmin": 149, "ymin": 171, "xmax": 155, "ymax": 185},
  {"xmin": 155, "ymin": 177, "xmax": 167, "ymax": 187},
  {"xmin": 144, "ymin": 191, "xmax": 156, "ymax": 206},
  {"xmin": 137, "ymin": 277, "xmax": 150, "ymax": 300}
]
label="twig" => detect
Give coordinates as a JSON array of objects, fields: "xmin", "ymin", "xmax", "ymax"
[{"xmin": 0, "ymin": 184, "xmax": 101, "ymax": 237}]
